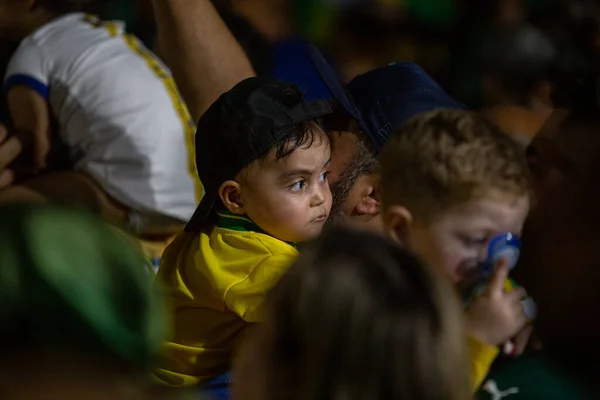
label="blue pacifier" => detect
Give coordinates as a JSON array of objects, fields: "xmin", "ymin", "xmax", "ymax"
[
  {"xmin": 481, "ymin": 233, "xmax": 536, "ymax": 320},
  {"xmin": 463, "ymin": 233, "xmax": 528, "ymax": 311},
  {"xmin": 481, "ymin": 233, "xmax": 522, "ymax": 277}
]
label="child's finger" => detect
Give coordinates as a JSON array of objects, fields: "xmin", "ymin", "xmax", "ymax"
[
  {"xmin": 506, "ymin": 286, "xmax": 527, "ymax": 302},
  {"xmin": 512, "ymin": 325, "xmax": 534, "ymax": 356},
  {"xmin": 0, "ymin": 135, "xmax": 23, "ymax": 170},
  {"xmin": 488, "ymin": 259, "xmax": 509, "ymax": 295}
]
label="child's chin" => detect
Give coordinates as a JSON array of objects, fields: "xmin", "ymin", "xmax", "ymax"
[{"xmin": 297, "ymin": 227, "xmax": 325, "ymax": 242}]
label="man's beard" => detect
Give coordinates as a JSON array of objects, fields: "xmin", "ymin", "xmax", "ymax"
[
  {"xmin": 328, "ymin": 167, "xmax": 359, "ymax": 221},
  {"xmin": 327, "ymin": 148, "xmax": 380, "ymax": 226}
]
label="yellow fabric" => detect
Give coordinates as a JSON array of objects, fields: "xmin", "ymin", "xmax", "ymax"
[
  {"xmin": 137, "ymin": 236, "xmax": 175, "ymax": 262},
  {"xmin": 468, "ymin": 334, "xmax": 500, "ymax": 391},
  {"xmin": 154, "ymin": 226, "xmax": 298, "ymax": 387},
  {"xmin": 468, "ymin": 278, "xmax": 518, "ymax": 391}
]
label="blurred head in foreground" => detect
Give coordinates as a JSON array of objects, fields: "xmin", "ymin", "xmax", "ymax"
[
  {"xmin": 235, "ymin": 227, "xmax": 469, "ymax": 400},
  {"xmin": 0, "ymin": 204, "xmax": 173, "ymax": 399}
]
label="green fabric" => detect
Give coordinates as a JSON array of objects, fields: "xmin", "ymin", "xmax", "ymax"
[
  {"xmin": 407, "ymin": 0, "xmax": 457, "ymax": 26},
  {"xmin": 293, "ymin": 0, "xmax": 338, "ymax": 44},
  {"xmin": 217, "ymin": 210, "xmax": 265, "ymax": 233},
  {"xmin": 476, "ymin": 350, "xmax": 596, "ymax": 399},
  {"xmin": 0, "ymin": 205, "xmax": 166, "ymax": 367},
  {"xmin": 216, "ymin": 210, "xmax": 297, "ymax": 247}
]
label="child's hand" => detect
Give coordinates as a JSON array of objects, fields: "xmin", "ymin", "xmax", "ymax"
[
  {"xmin": 466, "ymin": 260, "xmax": 528, "ymax": 346},
  {"xmin": 0, "ymin": 125, "xmax": 29, "ymax": 189}
]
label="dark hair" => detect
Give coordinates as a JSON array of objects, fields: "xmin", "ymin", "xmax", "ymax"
[
  {"xmin": 261, "ymin": 87, "xmax": 329, "ymax": 162},
  {"xmin": 482, "ymin": 24, "xmax": 556, "ymax": 106},
  {"xmin": 329, "ymin": 133, "xmax": 378, "ymax": 218},
  {"xmin": 236, "ymin": 227, "xmax": 469, "ymax": 400}
]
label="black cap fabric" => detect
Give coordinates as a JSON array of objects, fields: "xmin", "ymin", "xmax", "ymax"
[
  {"xmin": 185, "ymin": 77, "xmax": 332, "ymax": 232},
  {"xmin": 309, "ymin": 45, "xmax": 466, "ymax": 152}
]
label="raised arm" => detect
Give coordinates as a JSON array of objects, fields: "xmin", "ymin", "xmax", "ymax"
[{"xmin": 152, "ymin": 0, "xmax": 255, "ymax": 122}]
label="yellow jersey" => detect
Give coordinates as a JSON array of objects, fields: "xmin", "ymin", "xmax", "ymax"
[
  {"xmin": 154, "ymin": 211, "xmax": 298, "ymax": 386},
  {"xmin": 469, "ymin": 278, "xmax": 518, "ymax": 391}
]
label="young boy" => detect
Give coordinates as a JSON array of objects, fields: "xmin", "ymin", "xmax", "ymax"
[
  {"xmin": 155, "ymin": 77, "xmax": 333, "ymax": 386},
  {"xmin": 0, "ymin": 0, "xmax": 199, "ymax": 238},
  {"xmin": 379, "ymin": 109, "xmax": 533, "ymax": 390}
]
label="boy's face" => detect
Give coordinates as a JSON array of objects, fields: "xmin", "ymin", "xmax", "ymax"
[
  {"xmin": 238, "ymin": 134, "xmax": 332, "ymax": 243},
  {"xmin": 386, "ymin": 191, "xmax": 529, "ymax": 284}
]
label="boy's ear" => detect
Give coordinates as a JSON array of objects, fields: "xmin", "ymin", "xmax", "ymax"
[
  {"xmin": 383, "ymin": 205, "xmax": 413, "ymax": 244},
  {"xmin": 219, "ymin": 180, "xmax": 245, "ymax": 215}
]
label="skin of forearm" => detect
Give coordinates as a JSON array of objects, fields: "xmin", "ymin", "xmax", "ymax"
[{"xmin": 152, "ymin": 0, "xmax": 256, "ymax": 122}]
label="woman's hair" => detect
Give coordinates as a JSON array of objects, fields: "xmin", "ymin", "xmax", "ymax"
[{"xmin": 237, "ymin": 228, "xmax": 469, "ymax": 400}]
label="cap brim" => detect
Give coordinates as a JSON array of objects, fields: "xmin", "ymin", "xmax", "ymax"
[
  {"xmin": 184, "ymin": 191, "xmax": 217, "ymax": 232},
  {"xmin": 308, "ymin": 44, "xmax": 361, "ymax": 122}
]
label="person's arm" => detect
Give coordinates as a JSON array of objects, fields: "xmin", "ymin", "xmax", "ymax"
[
  {"xmin": 7, "ymin": 86, "xmax": 51, "ymax": 171},
  {"xmin": 0, "ymin": 170, "xmax": 129, "ymax": 226},
  {"xmin": 2, "ymin": 39, "xmax": 52, "ymax": 175},
  {"xmin": 152, "ymin": 0, "xmax": 255, "ymax": 122}
]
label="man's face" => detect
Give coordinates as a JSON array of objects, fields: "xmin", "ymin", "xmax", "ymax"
[
  {"xmin": 326, "ymin": 126, "xmax": 382, "ymax": 232},
  {"xmin": 516, "ymin": 111, "xmax": 600, "ymax": 345}
]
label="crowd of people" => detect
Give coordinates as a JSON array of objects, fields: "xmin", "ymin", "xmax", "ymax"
[{"xmin": 0, "ymin": 0, "xmax": 599, "ymax": 399}]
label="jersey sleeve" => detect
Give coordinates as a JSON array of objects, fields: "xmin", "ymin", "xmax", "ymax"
[
  {"xmin": 468, "ymin": 334, "xmax": 500, "ymax": 391},
  {"xmin": 224, "ymin": 253, "xmax": 295, "ymax": 323},
  {"xmin": 4, "ymin": 39, "xmax": 50, "ymax": 100}
]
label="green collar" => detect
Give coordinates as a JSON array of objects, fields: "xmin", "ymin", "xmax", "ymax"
[
  {"xmin": 217, "ymin": 210, "xmax": 265, "ymax": 233},
  {"xmin": 216, "ymin": 210, "xmax": 297, "ymax": 247}
]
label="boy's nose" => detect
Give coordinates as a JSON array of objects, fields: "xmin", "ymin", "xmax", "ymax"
[{"xmin": 311, "ymin": 186, "xmax": 328, "ymax": 206}]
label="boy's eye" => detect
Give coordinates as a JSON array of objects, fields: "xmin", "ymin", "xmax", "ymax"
[
  {"xmin": 460, "ymin": 235, "xmax": 487, "ymax": 247},
  {"xmin": 290, "ymin": 180, "xmax": 306, "ymax": 191},
  {"xmin": 319, "ymin": 171, "xmax": 329, "ymax": 182}
]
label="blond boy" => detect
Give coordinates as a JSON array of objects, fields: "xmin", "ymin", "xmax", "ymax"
[{"xmin": 380, "ymin": 109, "xmax": 532, "ymax": 390}]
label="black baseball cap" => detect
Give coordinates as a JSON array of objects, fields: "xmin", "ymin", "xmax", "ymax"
[
  {"xmin": 185, "ymin": 77, "xmax": 332, "ymax": 232},
  {"xmin": 309, "ymin": 45, "xmax": 466, "ymax": 152}
]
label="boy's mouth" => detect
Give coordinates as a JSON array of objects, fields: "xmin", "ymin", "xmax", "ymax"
[
  {"xmin": 312, "ymin": 213, "xmax": 328, "ymax": 223},
  {"xmin": 455, "ymin": 262, "xmax": 479, "ymax": 283}
]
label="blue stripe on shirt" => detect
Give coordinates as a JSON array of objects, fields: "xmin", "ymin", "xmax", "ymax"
[{"xmin": 5, "ymin": 74, "xmax": 49, "ymax": 99}]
